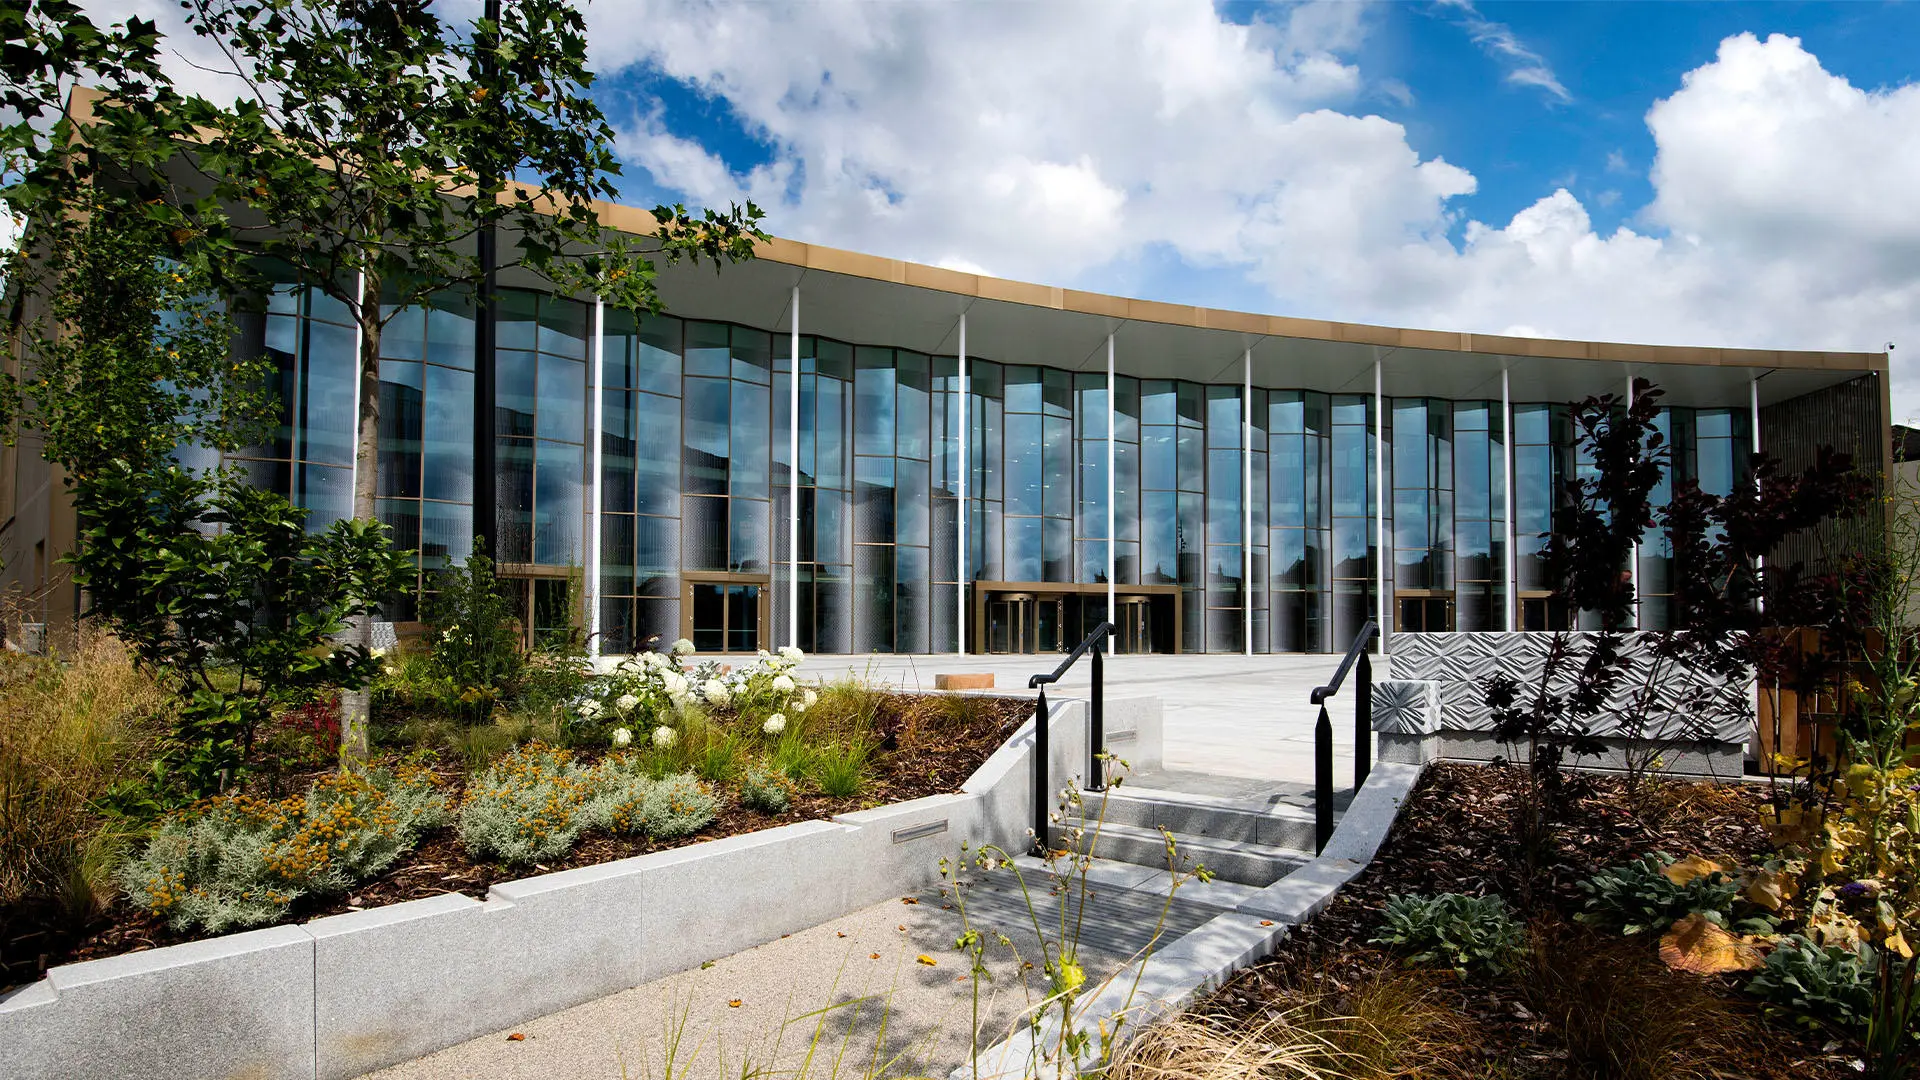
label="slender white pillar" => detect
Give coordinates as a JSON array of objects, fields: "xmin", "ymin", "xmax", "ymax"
[
  {"xmin": 1242, "ymin": 348, "xmax": 1253, "ymax": 656},
  {"xmin": 789, "ymin": 285, "xmax": 801, "ymax": 651},
  {"xmin": 1751, "ymin": 375, "xmax": 1765, "ymax": 614},
  {"xmin": 1375, "ymin": 360, "xmax": 1388, "ymax": 650},
  {"xmin": 1106, "ymin": 334, "xmax": 1117, "ymax": 637},
  {"xmin": 588, "ymin": 298, "xmax": 606, "ymax": 661},
  {"xmin": 1627, "ymin": 375, "xmax": 1639, "ymax": 628},
  {"xmin": 1501, "ymin": 367, "xmax": 1515, "ymax": 632},
  {"xmin": 956, "ymin": 313, "xmax": 969, "ymax": 654}
]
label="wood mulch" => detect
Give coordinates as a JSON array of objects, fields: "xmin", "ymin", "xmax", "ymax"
[
  {"xmin": 0, "ymin": 692, "xmax": 1029, "ymax": 993},
  {"xmin": 1193, "ymin": 763, "xmax": 1863, "ymax": 1080}
]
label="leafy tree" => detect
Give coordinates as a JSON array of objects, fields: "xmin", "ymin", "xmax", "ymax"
[
  {"xmin": 0, "ymin": 207, "xmax": 276, "ymax": 482},
  {"xmin": 70, "ymin": 462, "xmax": 413, "ymax": 796},
  {"xmin": 164, "ymin": 0, "xmax": 766, "ymax": 761},
  {"xmin": 1485, "ymin": 379, "xmax": 1668, "ymax": 899}
]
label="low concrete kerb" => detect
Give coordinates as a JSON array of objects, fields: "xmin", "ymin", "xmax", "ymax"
[{"xmin": 952, "ymin": 759, "xmax": 1425, "ymax": 1080}]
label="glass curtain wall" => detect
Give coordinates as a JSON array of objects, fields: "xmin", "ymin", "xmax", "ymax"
[
  {"xmin": 1638, "ymin": 406, "xmax": 1750, "ymax": 629},
  {"xmin": 600, "ymin": 311, "xmax": 682, "ymax": 653},
  {"xmin": 1205, "ymin": 385, "xmax": 1244, "ymax": 652},
  {"xmin": 234, "ymin": 278, "xmax": 358, "ymax": 535},
  {"xmin": 1512, "ymin": 403, "xmax": 1571, "ymax": 630},
  {"xmin": 1452, "ymin": 401, "xmax": 1506, "ymax": 631},
  {"xmin": 1269, "ymin": 391, "xmax": 1331, "ymax": 652},
  {"xmin": 1140, "ymin": 381, "xmax": 1207, "ymax": 652},
  {"xmin": 226, "ymin": 285, "xmax": 1662, "ymax": 653},
  {"xmin": 1329, "ymin": 394, "xmax": 1377, "ymax": 647}
]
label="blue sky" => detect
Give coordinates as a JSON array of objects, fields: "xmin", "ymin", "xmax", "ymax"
[{"xmin": 101, "ymin": 0, "xmax": 1920, "ymax": 415}]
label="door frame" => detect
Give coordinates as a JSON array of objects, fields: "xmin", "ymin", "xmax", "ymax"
[{"xmin": 680, "ymin": 572, "xmax": 772, "ymax": 654}]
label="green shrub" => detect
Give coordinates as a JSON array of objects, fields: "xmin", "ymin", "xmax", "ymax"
[
  {"xmin": 1370, "ymin": 892, "xmax": 1526, "ymax": 977},
  {"xmin": 640, "ymin": 773, "xmax": 719, "ymax": 839},
  {"xmin": 424, "ymin": 546, "xmax": 524, "ymax": 727},
  {"xmin": 1746, "ymin": 935, "xmax": 1876, "ymax": 1033},
  {"xmin": 457, "ymin": 743, "xmax": 598, "ymax": 865},
  {"xmin": 1576, "ymin": 853, "xmax": 1746, "ymax": 935},
  {"xmin": 740, "ymin": 763, "xmax": 797, "ymax": 815},
  {"xmin": 813, "ymin": 738, "xmax": 873, "ymax": 798},
  {"xmin": 591, "ymin": 757, "xmax": 656, "ymax": 836},
  {"xmin": 119, "ymin": 766, "xmax": 450, "ymax": 933}
]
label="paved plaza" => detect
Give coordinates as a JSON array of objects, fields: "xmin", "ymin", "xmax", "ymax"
[{"xmin": 809, "ymin": 652, "xmax": 1371, "ymax": 789}]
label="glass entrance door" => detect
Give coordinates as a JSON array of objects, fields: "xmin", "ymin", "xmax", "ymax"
[
  {"xmin": 984, "ymin": 592, "xmax": 1070, "ymax": 654},
  {"xmin": 1116, "ymin": 596, "xmax": 1152, "ymax": 654},
  {"xmin": 1397, "ymin": 594, "xmax": 1454, "ymax": 634},
  {"xmin": 685, "ymin": 577, "xmax": 768, "ymax": 653},
  {"xmin": 987, "ymin": 593, "xmax": 1034, "ymax": 654}
]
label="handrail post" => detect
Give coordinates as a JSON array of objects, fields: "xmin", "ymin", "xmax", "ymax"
[
  {"xmin": 1314, "ymin": 705, "xmax": 1333, "ymax": 853},
  {"xmin": 1032, "ymin": 686, "xmax": 1049, "ymax": 856},
  {"xmin": 1088, "ymin": 642, "xmax": 1105, "ymax": 792},
  {"xmin": 1355, "ymin": 650, "xmax": 1372, "ymax": 788}
]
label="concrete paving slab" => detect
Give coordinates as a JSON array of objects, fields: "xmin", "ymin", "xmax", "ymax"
[{"xmin": 362, "ymin": 858, "xmax": 1217, "ymax": 1080}]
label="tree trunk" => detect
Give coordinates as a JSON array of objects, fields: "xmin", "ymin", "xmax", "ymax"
[{"xmin": 340, "ymin": 273, "xmax": 381, "ymax": 768}]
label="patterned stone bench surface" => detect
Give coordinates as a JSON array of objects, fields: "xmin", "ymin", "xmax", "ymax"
[{"xmin": 1379, "ymin": 631, "xmax": 1749, "ymax": 742}]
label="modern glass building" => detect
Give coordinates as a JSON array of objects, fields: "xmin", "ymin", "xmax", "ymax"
[{"xmin": 0, "ymin": 217, "xmax": 1892, "ymax": 657}]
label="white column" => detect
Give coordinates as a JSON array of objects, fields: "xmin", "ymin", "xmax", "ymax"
[
  {"xmin": 789, "ymin": 285, "xmax": 801, "ymax": 651},
  {"xmin": 1627, "ymin": 375, "xmax": 1639, "ymax": 628},
  {"xmin": 1501, "ymin": 367, "xmax": 1516, "ymax": 632},
  {"xmin": 1105, "ymin": 334, "xmax": 1121, "ymax": 630},
  {"xmin": 1375, "ymin": 359, "xmax": 1388, "ymax": 649},
  {"xmin": 956, "ymin": 313, "xmax": 969, "ymax": 654},
  {"xmin": 588, "ymin": 298, "xmax": 606, "ymax": 661},
  {"xmin": 1752, "ymin": 375, "xmax": 1765, "ymax": 614},
  {"xmin": 1242, "ymin": 347, "xmax": 1253, "ymax": 656}
]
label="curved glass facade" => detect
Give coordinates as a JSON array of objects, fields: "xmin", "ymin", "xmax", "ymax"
[{"xmin": 228, "ymin": 285, "xmax": 1775, "ymax": 655}]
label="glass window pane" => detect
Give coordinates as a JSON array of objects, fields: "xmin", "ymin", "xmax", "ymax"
[
  {"xmin": 539, "ymin": 295, "xmax": 589, "ymax": 361},
  {"xmin": 730, "ymin": 380, "xmax": 769, "ymax": 499},
  {"xmin": 496, "ymin": 350, "xmax": 537, "ymax": 437},
  {"xmin": 423, "ymin": 365, "xmax": 473, "ymax": 503},
  {"xmin": 685, "ymin": 321, "xmax": 730, "ymax": 378},
  {"xmin": 533, "ymin": 438, "xmax": 584, "ymax": 565},
  {"xmin": 637, "ymin": 314, "xmax": 682, "ymax": 396},
  {"xmin": 683, "ymin": 377, "xmax": 729, "ymax": 495},
  {"xmin": 635, "ymin": 392, "xmax": 680, "ymax": 516},
  {"xmin": 536, "ymin": 357, "xmax": 585, "ymax": 442}
]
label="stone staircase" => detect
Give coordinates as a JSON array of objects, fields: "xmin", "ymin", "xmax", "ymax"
[{"xmin": 1051, "ymin": 769, "xmax": 1344, "ymax": 887}]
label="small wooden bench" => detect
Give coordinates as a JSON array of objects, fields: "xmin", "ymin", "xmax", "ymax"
[{"xmin": 933, "ymin": 673, "xmax": 995, "ymax": 691}]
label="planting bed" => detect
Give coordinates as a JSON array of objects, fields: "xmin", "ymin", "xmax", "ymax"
[
  {"xmin": 1172, "ymin": 764, "xmax": 1857, "ymax": 1080},
  {"xmin": 0, "ymin": 691, "xmax": 1028, "ymax": 994}
]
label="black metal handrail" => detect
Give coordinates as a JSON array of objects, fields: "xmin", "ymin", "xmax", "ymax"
[
  {"xmin": 1309, "ymin": 619, "xmax": 1379, "ymax": 853},
  {"xmin": 1028, "ymin": 622, "xmax": 1114, "ymax": 854}
]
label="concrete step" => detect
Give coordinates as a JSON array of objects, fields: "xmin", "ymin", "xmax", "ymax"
[
  {"xmin": 1075, "ymin": 785, "xmax": 1320, "ymax": 850},
  {"xmin": 1052, "ymin": 819, "xmax": 1313, "ymax": 887}
]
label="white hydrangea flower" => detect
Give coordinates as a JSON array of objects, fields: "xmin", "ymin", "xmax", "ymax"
[
  {"xmin": 668, "ymin": 690, "xmax": 690, "ymax": 709},
  {"xmin": 703, "ymin": 679, "xmax": 731, "ymax": 707},
  {"xmin": 804, "ymin": 689, "xmax": 819, "ymax": 707},
  {"xmin": 762, "ymin": 713, "xmax": 787, "ymax": 736},
  {"xmin": 771, "ymin": 674, "xmax": 795, "ymax": 694},
  {"xmin": 615, "ymin": 693, "xmax": 641, "ymax": 714},
  {"xmin": 652, "ymin": 725, "xmax": 677, "ymax": 749},
  {"xmin": 643, "ymin": 651, "xmax": 666, "ymax": 669},
  {"xmin": 577, "ymin": 699, "xmax": 602, "ymax": 719},
  {"xmin": 671, "ymin": 638, "xmax": 695, "ymax": 656},
  {"xmin": 610, "ymin": 727, "xmax": 632, "ymax": 747},
  {"xmin": 662, "ymin": 670, "xmax": 687, "ymax": 695},
  {"xmin": 778, "ymin": 645, "xmax": 804, "ymax": 664}
]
